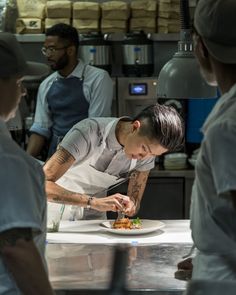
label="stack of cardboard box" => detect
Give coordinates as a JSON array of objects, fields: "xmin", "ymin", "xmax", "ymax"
[
  {"xmin": 16, "ymin": 0, "xmax": 46, "ymax": 33},
  {"xmin": 130, "ymin": 0, "xmax": 157, "ymax": 34},
  {"xmin": 72, "ymin": 2, "xmax": 100, "ymax": 34},
  {"xmin": 45, "ymin": 0, "xmax": 71, "ymax": 30},
  {"xmin": 157, "ymin": 0, "xmax": 180, "ymax": 33},
  {"xmin": 100, "ymin": 1, "xmax": 129, "ymax": 34}
]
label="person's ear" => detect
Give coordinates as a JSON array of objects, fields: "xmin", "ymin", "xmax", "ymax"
[
  {"xmin": 67, "ymin": 45, "xmax": 76, "ymax": 57},
  {"xmin": 195, "ymin": 36, "xmax": 213, "ymax": 72},
  {"xmin": 132, "ymin": 120, "xmax": 141, "ymax": 132}
]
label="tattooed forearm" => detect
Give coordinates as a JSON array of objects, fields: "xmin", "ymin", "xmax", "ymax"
[
  {"xmin": 0, "ymin": 228, "xmax": 32, "ymax": 251},
  {"xmin": 49, "ymin": 192, "xmax": 86, "ymax": 205},
  {"xmin": 54, "ymin": 147, "xmax": 74, "ymax": 165},
  {"xmin": 127, "ymin": 170, "xmax": 150, "ymax": 206},
  {"xmin": 46, "ymin": 180, "xmax": 89, "ymax": 206},
  {"xmin": 44, "ymin": 147, "xmax": 75, "ymax": 182}
]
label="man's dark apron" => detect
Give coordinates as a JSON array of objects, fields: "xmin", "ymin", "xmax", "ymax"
[{"xmin": 46, "ymin": 70, "xmax": 89, "ymax": 157}]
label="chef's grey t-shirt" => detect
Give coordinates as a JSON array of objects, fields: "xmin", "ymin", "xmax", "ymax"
[{"xmin": 60, "ymin": 117, "xmax": 155, "ymax": 178}]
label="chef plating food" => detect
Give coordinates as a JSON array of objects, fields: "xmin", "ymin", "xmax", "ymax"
[{"xmin": 44, "ymin": 103, "xmax": 184, "ymax": 220}]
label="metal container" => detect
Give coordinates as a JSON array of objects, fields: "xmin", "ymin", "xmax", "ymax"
[
  {"xmin": 122, "ymin": 33, "xmax": 154, "ymax": 77},
  {"xmin": 79, "ymin": 34, "xmax": 111, "ymax": 74}
]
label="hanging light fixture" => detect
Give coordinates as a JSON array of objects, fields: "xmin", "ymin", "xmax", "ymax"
[{"xmin": 157, "ymin": 0, "xmax": 217, "ymax": 99}]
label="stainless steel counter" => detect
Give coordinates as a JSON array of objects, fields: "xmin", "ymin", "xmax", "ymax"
[
  {"xmin": 47, "ymin": 243, "xmax": 192, "ymax": 295},
  {"xmin": 46, "ymin": 220, "xmax": 193, "ymax": 294}
]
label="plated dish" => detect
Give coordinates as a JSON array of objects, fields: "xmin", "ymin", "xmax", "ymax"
[
  {"xmin": 101, "ymin": 219, "xmax": 165, "ymax": 235},
  {"xmin": 112, "ymin": 217, "xmax": 142, "ymax": 229}
]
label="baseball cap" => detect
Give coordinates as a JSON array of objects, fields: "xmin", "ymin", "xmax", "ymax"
[
  {"xmin": 194, "ymin": 0, "xmax": 236, "ymax": 64},
  {"xmin": 0, "ymin": 32, "xmax": 49, "ymax": 77}
]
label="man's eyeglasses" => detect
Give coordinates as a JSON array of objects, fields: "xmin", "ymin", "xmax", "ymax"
[{"xmin": 41, "ymin": 46, "xmax": 69, "ymax": 56}]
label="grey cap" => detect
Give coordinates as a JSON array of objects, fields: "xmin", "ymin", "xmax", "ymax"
[
  {"xmin": 194, "ymin": 0, "xmax": 236, "ymax": 64},
  {"xmin": 0, "ymin": 33, "xmax": 49, "ymax": 77}
]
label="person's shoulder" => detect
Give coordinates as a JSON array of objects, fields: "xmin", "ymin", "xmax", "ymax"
[
  {"xmin": 72, "ymin": 118, "xmax": 116, "ymax": 137},
  {"xmin": 0, "ymin": 144, "xmax": 43, "ymax": 174},
  {"xmin": 85, "ymin": 64, "xmax": 111, "ymax": 79},
  {"xmin": 92, "ymin": 117, "xmax": 116, "ymax": 125},
  {"xmin": 74, "ymin": 117, "xmax": 115, "ymax": 130},
  {"xmin": 39, "ymin": 71, "xmax": 57, "ymax": 89}
]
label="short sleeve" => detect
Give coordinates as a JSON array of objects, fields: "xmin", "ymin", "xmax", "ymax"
[
  {"xmin": 0, "ymin": 155, "xmax": 44, "ymax": 234},
  {"xmin": 59, "ymin": 119, "xmax": 100, "ymax": 161},
  {"xmin": 206, "ymin": 120, "xmax": 236, "ymax": 197}
]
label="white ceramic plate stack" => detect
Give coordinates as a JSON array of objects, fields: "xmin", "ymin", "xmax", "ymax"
[{"xmin": 164, "ymin": 153, "xmax": 188, "ymax": 170}]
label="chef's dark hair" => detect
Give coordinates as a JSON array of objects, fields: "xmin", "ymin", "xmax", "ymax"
[
  {"xmin": 46, "ymin": 23, "xmax": 79, "ymax": 51},
  {"xmin": 133, "ymin": 104, "xmax": 185, "ymax": 152}
]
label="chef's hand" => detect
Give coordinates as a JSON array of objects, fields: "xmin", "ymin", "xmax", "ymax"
[
  {"xmin": 91, "ymin": 194, "xmax": 130, "ymax": 212},
  {"xmin": 123, "ymin": 197, "xmax": 139, "ymax": 217}
]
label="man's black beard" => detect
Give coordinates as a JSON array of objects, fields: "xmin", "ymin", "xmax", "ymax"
[{"xmin": 51, "ymin": 52, "xmax": 69, "ymax": 71}]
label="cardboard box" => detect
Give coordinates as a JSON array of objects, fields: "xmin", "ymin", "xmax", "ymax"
[
  {"xmin": 101, "ymin": 1, "xmax": 130, "ymax": 20},
  {"xmin": 73, "ymin": 2, "xmax": 100, "ymax": 19},
  {"xmin": 131, "ymin": 0, "xmax": 157, "ymax": 18},
  {"xmin": 16, "ymin": 18, "xmax": 44, "ymax": 33},
  {"xmin": 46, "ymin": 0, "xmax": 71, "ymax": 18},
  {"xmin": 45, "ymin": 18, "xmax": 71, "ymax": 29}
]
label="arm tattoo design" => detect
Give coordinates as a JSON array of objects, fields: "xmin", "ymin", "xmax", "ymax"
[
  {"xmin": 128, "ymin": 170, "xmax": 149, "ymax": 205},
  {"xmin": 0, "ymin": 228, "xmax": 33, "ymax": 251},
  {"xmin": 51, "ymin": 190, "xmax": 85, "ymax": 205},
  {"xmin": 55, "ymin": 147, "xmax": 74, "ymax": 165}
]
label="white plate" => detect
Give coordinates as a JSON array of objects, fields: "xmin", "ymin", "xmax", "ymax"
[
  {"xmin": 100, "ymin": 219, "xmax": 165, "ymax": 235},
  {"xmin": 165, "ymin": 153, "xmax": 187, "ymax": 159}
]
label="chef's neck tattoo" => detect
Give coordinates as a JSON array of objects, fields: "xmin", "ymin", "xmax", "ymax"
[{"xmin": 56, "ymin": 146, "xmax": 74, "ymax": 164}]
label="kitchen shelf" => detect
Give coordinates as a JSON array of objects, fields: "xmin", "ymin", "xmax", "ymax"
[
  {"xmin": 15, "ymin": 33, "xmax": 180, "ymax": 43},
  {"xmin": 15, "ymin": 34, "xmax": 45, "ymax": 42},
  {"xmin": 149, "ymin": 33, "xmax": 179, "ymax": 41},
  {"xmin": 150, "ymin": 166, "xmax": 195, "ymax": 178}
]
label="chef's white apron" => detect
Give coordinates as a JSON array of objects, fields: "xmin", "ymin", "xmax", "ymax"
[{"xmin": 48, "ymin": 119, "xmax": 136, "ymax": 220}]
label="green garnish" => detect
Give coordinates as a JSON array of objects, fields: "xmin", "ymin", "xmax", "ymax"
[{"xmin": 132, "ymin": 217, "xmax": 142, "ymax": 225}]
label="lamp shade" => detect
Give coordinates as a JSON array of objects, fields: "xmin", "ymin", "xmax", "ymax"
[{"xmin": 157, "ymin": 51, "xmax": 217, "ymax": 99}]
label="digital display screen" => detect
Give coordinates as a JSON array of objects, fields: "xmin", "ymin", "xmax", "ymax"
[{"xmin": 129, "ymin": 83, "xmax": 147, "ymax": 95}]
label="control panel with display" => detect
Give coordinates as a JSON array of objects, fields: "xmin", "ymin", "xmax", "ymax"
[{"xmin": 129, "ymin": 83, "xmax": 148, "ymax": 96}]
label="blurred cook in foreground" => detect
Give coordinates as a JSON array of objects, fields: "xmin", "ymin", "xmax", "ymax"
[
  {"xmin": 44, "ymin": 104, "xmax": 184, "ymax": 220},
  {"xmin": 190, "ymin": 0, "xmax": 236, "ymax": 280},
  {"xmin": 0, "ymin": 33, "xmax": 53, "ymax": 294}
]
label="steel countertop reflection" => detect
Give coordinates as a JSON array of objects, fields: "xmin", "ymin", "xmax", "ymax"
[
  {"xmin": 46, "ymin": 242, "xmax": 192, "ymax": 294},
  {"xmin": 46, "ymin": 220, "xmax": 193, "ymax": 294}
]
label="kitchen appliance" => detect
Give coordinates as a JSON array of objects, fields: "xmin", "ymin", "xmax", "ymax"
[
  {"xmin": 117, "ymin": 77, "xmax": 158, "ymax": 117},
  {"xmin": 79, "ymin": 34, "xmax": 111, "ymax": 74},
  {"xmin": 121, "ymin": 33, "xmax": 154, "ymax": 77}
]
